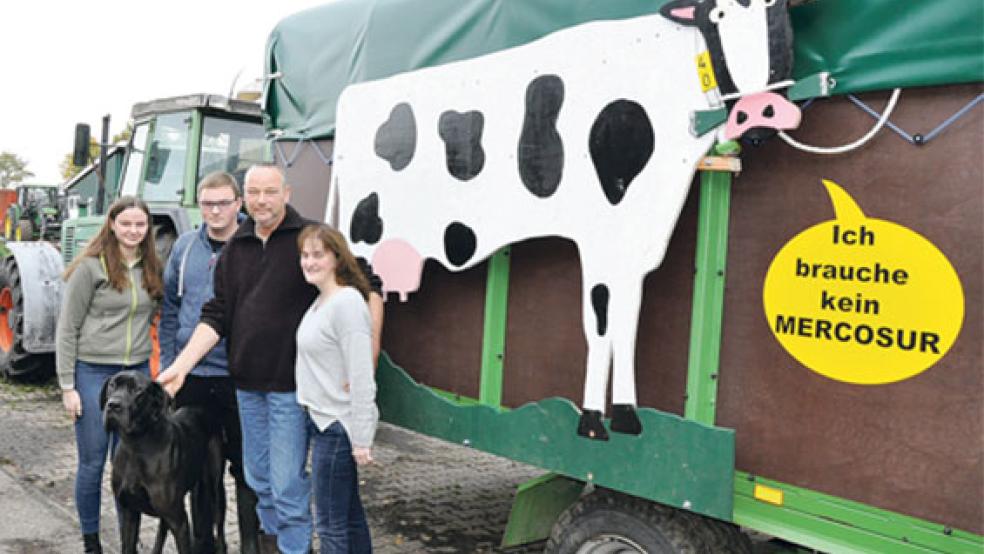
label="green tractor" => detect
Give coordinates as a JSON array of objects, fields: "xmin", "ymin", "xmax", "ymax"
[
  {"xmin": 3, "ymin": 184, "xmax": 64, "ymax": 242},
  {"xmin": 0, "ymin": 94, "xmax": 265, "ymax": 380}
]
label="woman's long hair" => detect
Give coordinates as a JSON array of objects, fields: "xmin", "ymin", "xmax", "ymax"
[
  {"xmin": 297, "ymin": 224, "xmax": 371, "ymax": 300},
  {"xmin": 63, "ymin": 196, "xmax": 164, "ymax": 299}
]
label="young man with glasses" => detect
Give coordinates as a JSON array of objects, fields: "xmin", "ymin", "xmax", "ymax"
[{"xmin": 159, "ymin": 171, "xmax": 261, "ymax": 554}]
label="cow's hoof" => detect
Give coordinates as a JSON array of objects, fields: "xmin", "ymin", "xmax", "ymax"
[
  {"xmin": 610, "ymin": 404, "xmax": 643, "ymax": 435},
  {"xmin": 577, "ymin": 410, "xmax": 609, "ymax": 441}
]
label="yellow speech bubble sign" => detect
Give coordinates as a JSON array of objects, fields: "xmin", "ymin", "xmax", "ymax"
[{"xmin": 762, "ymin": 179, "xmax": 965, "ymax": 384}]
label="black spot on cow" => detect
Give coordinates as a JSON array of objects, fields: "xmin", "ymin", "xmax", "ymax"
[
  {"xmin": 374, "ymin": 103, "xmax": 416, "ymax": 171},
  {"xmin": 591, "ymin": 284, "xmax": 609, "ymax": 336},
  {"xmin": 518, "ymin": 75, "xmax": 564, "ymax": 198},
  {"xmin": 589, "ymin": 100, "xmax": 654, "ymax": 206},
  {"xmin": 444, "ymin": 222, "xmax": 477, "ymax": 267},
  {"xmin": 438, "ymin": 110, "xmax": 486, "ymax": 181},
  {"xmin": 350, "ymin": 193, "xmax": 383, "ymax": 245}
]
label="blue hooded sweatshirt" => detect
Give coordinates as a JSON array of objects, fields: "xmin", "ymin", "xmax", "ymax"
[{"xmin": 160, "ymin": 215, "xmax": 245, "ymax": 376}]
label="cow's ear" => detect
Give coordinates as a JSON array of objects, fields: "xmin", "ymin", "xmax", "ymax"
[{"xmin": 660, "ymin": 0, "xmax": 701, "ymax": 26}]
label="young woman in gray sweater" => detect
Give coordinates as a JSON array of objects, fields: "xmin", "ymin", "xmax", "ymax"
[
  {"xmin": 295, "ymin": 224, "xmax": 377, "ymax": 553},
  {"xmin": 56, "ymin": 196, "xmax": 163, "ymax": 553}
]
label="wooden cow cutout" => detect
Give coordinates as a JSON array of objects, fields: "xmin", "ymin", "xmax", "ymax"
[{"xmin": 330, "ymin": 0, "xmax": 799, "ymax": 439}]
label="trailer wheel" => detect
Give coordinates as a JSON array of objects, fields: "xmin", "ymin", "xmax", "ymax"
[
  {"xmin": 0, "ymin": 257, "xmax": 53, "ymax": 381},
  {"xmin": 696, "ymin": 517, "xmax": 753, "ymax": 554},
  {"xmin": 545, "ymin": 489, "xmax": 708, "ymax": 554}
]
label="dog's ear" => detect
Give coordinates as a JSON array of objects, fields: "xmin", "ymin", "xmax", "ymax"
[
  {"xmin": 99, "ymin": 375, "xmax": 113, "ymax": 411},
  {"xmin": 131, "ymin": 377, "xmax": 169, "ymax": 430},
  {"xmin": 145, "ymin": 380, "xmax": 168, "ymax": 418}
]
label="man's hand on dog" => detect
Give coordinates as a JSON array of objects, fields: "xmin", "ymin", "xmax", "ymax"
[
  {"xmin": 156, "ymin": 366, "xmax": 186, "ymax": 397},
  {"xmin": 353, "ymin": 447, "xmax": 373, "ymax": 466},
  {"xmin": 62, "ymin": 390, "xmax": 82, "ymax": 420}
]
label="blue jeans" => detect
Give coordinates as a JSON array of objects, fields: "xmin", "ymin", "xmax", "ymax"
[
  {"xmin": 237, "ymin": 390, "xmax": 312, "ymax": 554},
  {"xmin": 73, "ymin": 360, "xmax": 149, "ymax": 535},
  {"xmin": 310, "ymin": 420, "xmax": 372, "ymax": 554}
]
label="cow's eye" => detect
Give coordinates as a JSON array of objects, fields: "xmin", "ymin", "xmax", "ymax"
[
  {"xmin": 763, "ymin": 0, "xmax": 777, "ymax": 7},
  {"xmin": 709, "ymin": 7, "xmax": 726, "ymax": 23}
]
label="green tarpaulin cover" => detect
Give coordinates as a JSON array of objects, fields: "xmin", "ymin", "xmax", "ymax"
[{"xmin": 265, "ymin": 0, "xmax": 983, "ymax": 140}]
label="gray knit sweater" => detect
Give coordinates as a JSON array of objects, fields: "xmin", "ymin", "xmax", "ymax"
[
  {"xmin": 295, "ymin": 286, "xmax": 378, "ymax": 448},
  {"xmin": 55, "ymin": 255, "xmax": 157, "ymax": 390}
]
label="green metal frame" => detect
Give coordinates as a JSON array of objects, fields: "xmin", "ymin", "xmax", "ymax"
[
  {"xmin": 377, "ymin": 356, "xmax": 735, "ymax": 522},
  {"xmin": 501, "ymin": 473, "xmax": 585, "ymax": 547},
  {"xmin": 479, "ymin": 247, "xmax": 511, "ymax": 406},
  {"xmin": 734, "ymin": 472, "xmax": 983, "ymax": 553},
  {"xmin": 182, "ymin": 110, "xmax": 204, "ymax": 208},
  {"xmin": 684, "ymin": 149, "xmax": 735, "ymax": 425}
]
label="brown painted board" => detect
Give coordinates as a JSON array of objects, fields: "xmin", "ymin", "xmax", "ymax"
[
  {"xmin": 718, "ymin": 83, "xmax": 983, "ymax": 534},
  {"xmin": 381, "ymin": 260, "xmax": 487, "ymax": 399},
  {"xmin": 500, "ymin": 189, "xmax": 699, "ymax": 416}
]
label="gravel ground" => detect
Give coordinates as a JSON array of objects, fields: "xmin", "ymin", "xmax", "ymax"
[{"xmin": 0, "ymin": 378, "xmax": 546, "ymax": 553}]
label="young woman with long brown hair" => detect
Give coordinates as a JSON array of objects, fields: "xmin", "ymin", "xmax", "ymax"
[
  {"xmin": 295, "ymin": 223, "xmax": 376, "ymax": 553},
  {"xmin": 56, "ymin": 196, "xmax": 163, "ymax": 553}
]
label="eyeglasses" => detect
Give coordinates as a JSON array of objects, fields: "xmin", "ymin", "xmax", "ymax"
[{"xmin": 200, "ymin": 199, "xmax": 238, "ymax": 210}]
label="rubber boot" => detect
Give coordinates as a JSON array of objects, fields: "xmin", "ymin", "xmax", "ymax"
[
  {"xmin": 237, "ymin": 483, "xmax": 262, "ymax": 554},
  {"xmin": 82, "ymin": 533, "xmax": 103, "ymax": 554}
]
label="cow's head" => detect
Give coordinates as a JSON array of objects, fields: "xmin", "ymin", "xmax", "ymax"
[{"xmin": 661, "ymin": 0, "xmax": 800, "ymax": 139}]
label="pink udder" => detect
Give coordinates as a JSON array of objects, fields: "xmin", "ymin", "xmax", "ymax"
[{"xmin": 371, "ymin": 239, "xmax": 424, "ymax": 302}]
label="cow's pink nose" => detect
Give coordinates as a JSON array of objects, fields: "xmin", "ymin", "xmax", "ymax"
[
  {"xmin": 724, "ymin": 91, "xmax": 801, "ymax": 140},
  {"xmin": 371, "ymin": 239, "xmax": 424, "ymax": 302}
]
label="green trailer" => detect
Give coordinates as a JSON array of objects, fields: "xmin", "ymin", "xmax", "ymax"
[{"xmin": 263, "ymin": 0, "xmax": 982, "ymax": 552}]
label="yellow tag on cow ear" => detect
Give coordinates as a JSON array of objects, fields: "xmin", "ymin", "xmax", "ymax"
[{"xmin": 696, "ymin": 51, "xmax": 718, "ymax": 92}]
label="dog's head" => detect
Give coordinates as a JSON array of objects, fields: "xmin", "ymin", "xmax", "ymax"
[{"xmin": 100, "ymin": 370, "xmax": 169, "ymax": 435}]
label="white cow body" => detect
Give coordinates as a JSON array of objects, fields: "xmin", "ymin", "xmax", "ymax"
[{"xmin": 330, "ymin": 3, "xmax": 796, "ymax": 435}]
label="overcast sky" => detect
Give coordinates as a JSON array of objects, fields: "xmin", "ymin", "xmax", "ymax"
[{"xmin": 1, "ymin": 0, "xmax": 329, "ymax": 184}]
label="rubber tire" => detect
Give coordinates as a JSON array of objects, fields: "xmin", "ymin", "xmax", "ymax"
[
  {"xmin": 545, "ymin": 489, "xmax": 709, "ymax": 554},
  {"xmin": 0, "ymin": 257, "xmax": 54, "ymax": 382},
  {"xmin": 691, "ymin": 516, "xmax": 753, "ymax": 554},
  {"xmin": 153, "ymin": 224, "xmax": 177, "ymax": 263}
]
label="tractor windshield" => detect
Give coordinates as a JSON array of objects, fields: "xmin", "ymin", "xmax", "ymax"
[
  {"xmin": 141, "ymin": 112, "xmax": 192, "ymax": 203},
  {"xmin": 198, "ymin": 116, "xmax": 266, "ymax": 187}
]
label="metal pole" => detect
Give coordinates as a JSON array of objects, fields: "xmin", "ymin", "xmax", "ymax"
[{"xmin": 96, "ymin": 114, "xmax": 110, "ymax": 215}]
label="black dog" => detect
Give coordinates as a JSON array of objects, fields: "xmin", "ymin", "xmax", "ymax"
[{"xmin": 101, "ymin": 370, "xmax": 226, "ymax": 554}]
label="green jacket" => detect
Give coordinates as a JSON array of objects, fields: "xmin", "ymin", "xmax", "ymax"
[{"xmin": 56, "ymin": 255, "xmax": 158, "ymax": 390}]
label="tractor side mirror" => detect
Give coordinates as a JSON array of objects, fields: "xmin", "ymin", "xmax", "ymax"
[
  {"xmin": 73, "ymin": 124, "xmax": 91, "ymax": 167},
  {"xmin": 145, "ymin": 141, "xmax": 170, "ymax": 184}
]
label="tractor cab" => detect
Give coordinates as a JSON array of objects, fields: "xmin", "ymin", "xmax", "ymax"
[{"xmin": 64, "ymin": 94, "xmax": 265, "ymax": 262}]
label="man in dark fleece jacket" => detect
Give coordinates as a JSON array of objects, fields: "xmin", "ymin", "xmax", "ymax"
[{"xmin": 158, "ymin": 164, "xmax": 384, "ymax": 554}]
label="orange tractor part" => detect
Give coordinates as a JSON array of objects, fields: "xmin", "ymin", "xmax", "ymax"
[{"xmin": 0, "ymin": 189, "xmax": 16, "ymax": 229}]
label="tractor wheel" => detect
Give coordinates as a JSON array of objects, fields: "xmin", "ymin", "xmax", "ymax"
[
  {"xmin": 153, "ymin": 224, "xmax": 177, "ymax": 263},
  {"xmin": 0, "ymin": 257, "xmax": 54, "ymax": 381},
  {"xmin": 545, "ymin": 489, "xmax": 710, "ymax": 554}
]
